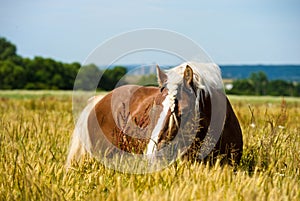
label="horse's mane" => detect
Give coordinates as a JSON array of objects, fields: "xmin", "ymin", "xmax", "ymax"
[
  {"xmin": 165, "ymin": 62, "xmax": 224, "ymax": 113},
  {"xmin": 167, "ymin": 62, "xmax": 223, "ymax": 93}
]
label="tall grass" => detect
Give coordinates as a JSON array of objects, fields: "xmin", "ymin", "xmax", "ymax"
[{"xmin": 0, "ymin": 92, "xmax": 299, "ymax": 200}]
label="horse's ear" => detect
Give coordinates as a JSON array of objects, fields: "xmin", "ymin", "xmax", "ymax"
[
  {"xmin": 156, "ymin": 65, "xmax": 167, "ymax": 87},
  {"xmin": 183, "ymin": 65, "xmax": 193, "ymax": 86}
]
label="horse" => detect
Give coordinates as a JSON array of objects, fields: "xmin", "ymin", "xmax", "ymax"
[{"xmin": 66, "ymin": 62, "xmax": 243, "ymax": 170}]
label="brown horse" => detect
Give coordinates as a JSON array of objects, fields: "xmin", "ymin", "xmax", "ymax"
[{"xmin": 66, "ymin": 62, "xmax": 243, "ymax": 170}]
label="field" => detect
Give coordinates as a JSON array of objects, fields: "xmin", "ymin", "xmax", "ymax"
[{"xmin": 0, "ymin": 90, "xmax": 299, "ymax": 200}]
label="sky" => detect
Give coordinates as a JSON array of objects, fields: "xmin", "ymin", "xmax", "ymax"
[{"xmin": 1, "ymin": 0, "xmax": 300, "ymax": 65}]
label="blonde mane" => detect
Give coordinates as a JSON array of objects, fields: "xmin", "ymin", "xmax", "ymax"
[
  {"xmin": 164, "ymin": 61, "xmax": 223, "ymax": 111},
  {"xmin": 167, "ymin": 61, "xmax": 224, "ymax": 95}
]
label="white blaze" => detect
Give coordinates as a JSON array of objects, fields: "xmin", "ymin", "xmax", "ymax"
[
  {"xmin": 145, "ymin": 69, "xmax": 181, "ymax": 156},
  {"xmin": 145, "ymin": 96, "xmax": 171, "ymax": 155}
]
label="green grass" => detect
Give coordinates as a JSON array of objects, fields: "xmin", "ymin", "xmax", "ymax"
[
  {"xmin": 0, "ymin": 91, "xmax": 299, "ymax": 200},
  {"xmin": 228, "ymin": 95, "xmax": 300, "ymax": 104},
  {"xmin": 0, "ymin": 90, "xmax": 108, "ymax": 100},
  {"xmin": 0, "ymin": 90, "xmax": 74, "ymax": 99}
]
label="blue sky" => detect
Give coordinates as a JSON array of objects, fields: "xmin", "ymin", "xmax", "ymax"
[{"xmin": 1, "ymin": 0, "xmax": 300, "ymax": 64}]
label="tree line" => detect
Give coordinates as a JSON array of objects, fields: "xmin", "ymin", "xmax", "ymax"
[
  {"xmin": 0, "ymin": 37, "xmax": 127, "ymax": 90},
  {"xmin": 1, "ymin": 37, "xmax": 299, "ymax": 96},
  {"xmin": 226, "ymin": 71, "xmax": 300, "ymax": 96}
]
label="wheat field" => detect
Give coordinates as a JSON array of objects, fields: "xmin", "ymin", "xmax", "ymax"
[{"xmin": 0, "ymin": 91, "xmax": 299, "ymax": 200}]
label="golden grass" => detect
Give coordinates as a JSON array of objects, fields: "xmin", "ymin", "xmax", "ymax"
[{"xmin": 0, "ymin": 92, "xmax": 299, "ymax": 200}]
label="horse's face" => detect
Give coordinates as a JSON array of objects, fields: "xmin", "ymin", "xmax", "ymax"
[{"xmin": 155, "ymin": 65, "xmax": 197, "ymax": 151}]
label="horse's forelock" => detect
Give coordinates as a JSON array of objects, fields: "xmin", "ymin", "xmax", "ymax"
[
  {"xmin": 165, "ymin": 70, "xmax": 182, "ymax": 113},
  {"xmin": 169, "ymin": 62, "xmax": 223, "ymax": 95}
]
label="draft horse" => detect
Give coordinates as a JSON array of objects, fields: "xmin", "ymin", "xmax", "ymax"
[{"xmin": 66, "ymin": 62, "xmax": 243, "ymax": 169}]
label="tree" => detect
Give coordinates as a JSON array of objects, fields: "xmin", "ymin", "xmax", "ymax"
[
  {"xmin": 99, "ymin": 66, "xmax": 127, "ymax": 91},
  {"xmin": 295, "ymin": 83, "xmax": 300, "ymax": 97},
  {"xmin": 267, "ymin": 80, "xmax": 295, "ymax": 96},
  {"xmin": 59, "ymin": 62, "xmax": 81, "ymax": 89},
  {"xmin": 0, "ymin": 37, "xmax": 17, "ymax": 61},
  {"xmin": 74, "ymin": 64, "xmax": 101, "ymax": 90},
  {"xmin": 0, "ymin": 60, "xmax": 25, "ymax": 89},
  {"xmin": 229, "ymin": 79, "xmax": 255, "ymax": 95},
  {"xmin": 137, "ymin": 74, "xmax": 158, "ymax": 86},
  {"xmin": 249, "ymin": 71, "xmax": 268, "ymax": 95}
]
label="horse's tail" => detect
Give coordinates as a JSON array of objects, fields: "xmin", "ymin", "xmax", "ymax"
[{"xmin": 65, "ymin": 95, "xmax": 103, "ymax": 170}]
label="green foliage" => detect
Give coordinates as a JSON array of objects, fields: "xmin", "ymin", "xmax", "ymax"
[
  {"xmin": 20, "ymin": 57, "xmax": 81, "ymax": 90},
  {"xmin": 0, "ymin": 60, "xmax": 25, "ymax": 89},
  {"xmin": 228, "ymin": 71, "xmax": 299, "ymax": 97},
  {"xmin": 0, "ymin": 37, "xmax": 17, "ymax": 60},
  {"xmin": 0, "ymin": 37, "xmax": 128, "ymax": 90},
  {"xmin": 229, "ymin": 79, "xmax": 255, "ymax": 95},
  {"xmin": 137, "ymin": 74, "xmax": 158, "ymax": 86},
  {"xmin": 99, "ymin": 66, "xmax": 127, "ymax": 91},
  {"xmin": 267, "ymin": 80, "xmax": 295, "ymax": 96},
  {"xmin": 74, "ymin": 65, "xmax": 127, "ymax": 91},
  {"xmin": 249, "ymin": 71, "xmax": 268, "ymax": 95},
  {"xmin": 73, "ymin": 64, "xmax": 100, "ymax": 90}
]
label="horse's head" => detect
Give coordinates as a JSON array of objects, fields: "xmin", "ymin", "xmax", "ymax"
[{"xmin": 146, "ymin": 64, "xmax": 198, "ymax": 155}]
